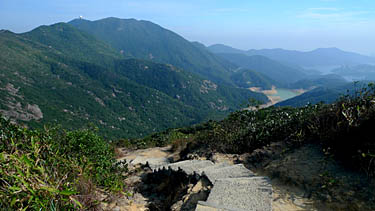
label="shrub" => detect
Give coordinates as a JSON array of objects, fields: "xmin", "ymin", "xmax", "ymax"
[
  {"xmin": 0, "ymin": 117, "xmax": 127, "ymax": 210},
  {"xmin": 311, "ymin": 83, "xmax": 375, "ymax": 177}
]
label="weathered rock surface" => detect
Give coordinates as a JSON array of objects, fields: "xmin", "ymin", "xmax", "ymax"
[
  {"xmin": 152, "ymin": 160, "xmax": 272, "ymax": 211},
  {"xmin": 197, "ymin": 177, "xmax": 272, "ymax": 211},
  {"xmin": 118, "ymin": 147, "xmax": 273, "ymax": 211}
]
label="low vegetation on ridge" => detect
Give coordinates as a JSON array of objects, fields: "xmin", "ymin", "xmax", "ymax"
[{"xmin": 134, "ymin": 83, "xmax": 375, "ymax": 178}]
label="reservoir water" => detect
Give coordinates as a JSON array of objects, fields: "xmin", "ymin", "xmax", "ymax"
[{"xmin": 270, "ymin": 88, "xmax": 300, "ymax": 101}]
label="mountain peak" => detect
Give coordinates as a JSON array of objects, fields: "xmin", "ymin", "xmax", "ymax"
[
  {"xmin": 99, "ymin": 17, "xmax": 137, "ymax": 22},
  {"xmin": 312, "ymin": 47, "xmax": 342, "ymax": 53},
  {"xmin": 208, "ymin": 44, "xmax": 245, "ymax": 54},
  {"xmin": 69, "ymin": 18, "xmax": 90, "ymax": 23}
]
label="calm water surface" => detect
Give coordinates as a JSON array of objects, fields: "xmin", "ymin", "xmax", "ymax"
[{"xmin": 271, "ymin": 88, "xmax": 299, "ymax": 101}]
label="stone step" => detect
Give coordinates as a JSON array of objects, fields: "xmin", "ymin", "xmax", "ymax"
[
  {"xmin": 144, "ymin": 158, "xmax": 272, "ymax": 211},
  {"xmin": 196, "ymin": 162, "xmax": 231, "ymax": 174},
  {"xmin": 204, "ymin": 177, "xmax": 272, "ymax": 211},
  {"xmin": 129, "ymin": 156, "xmax": 170, "ymax": 169},
  {"xmin": 202, "ymin": 164, "xmax": 255, "ymax": 183},
  {"xmin": 196, "ymin": 201, "xmax": 239, "ymax": 211},
  {"xmin": 154, "ymin": 160, "xmax": 198, "ymax": 171},
  {"xmin": 178, "ymin": 160, "xmax": 215, "ymax": 175},
  {"xmin": 146, "ymin": 158, "xmax": 171, "ymax": 170},
  {"xmin": 154, "ymin": 160, "xmax": 214, "ymax": 174}
]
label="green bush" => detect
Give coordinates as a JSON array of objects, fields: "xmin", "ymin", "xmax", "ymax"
[
  {"xmin": 310, "ymin": 83, "xmax": 375, "ymax": 177},
  {"xmin": 0, "ymin": 117, "xmax": 127, "ymax": 210}
]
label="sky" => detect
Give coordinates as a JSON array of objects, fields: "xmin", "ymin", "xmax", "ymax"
[{"xmin": 1, "ymin": 0, "xmax": 375, "ymax": 55}]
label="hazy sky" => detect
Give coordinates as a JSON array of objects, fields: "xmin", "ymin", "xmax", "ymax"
[{"xmin": 1, "ymin": 0, "xmax": 375, "ymax": 55}]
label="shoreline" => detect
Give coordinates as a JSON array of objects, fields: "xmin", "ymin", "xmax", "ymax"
[{"xmin": 247, "ymin": 86, "xmax": 307, "ymax": 110}]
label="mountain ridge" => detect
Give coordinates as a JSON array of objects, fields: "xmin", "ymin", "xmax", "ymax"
[
  {"xmin": 208, "ymin": 44, "xmax": 375, "ymax": 67},
  {"xmin": 69, "ymin": 17, "xmax": 236, "ymax": 85}
]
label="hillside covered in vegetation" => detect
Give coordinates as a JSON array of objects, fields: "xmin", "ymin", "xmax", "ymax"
[
  {"xmin": 135, "ymin": 84, "xmax": 375, "ymax": 168},
  {"xmin": 0, "ymin": 23, "xmax": 267, "ymax": 139}
]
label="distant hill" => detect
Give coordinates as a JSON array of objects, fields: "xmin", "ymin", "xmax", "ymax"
[
  {"xmin": 208, "ymin": 44, "xmax": 245, "ymax": 54},
  {"xmin": 69, "ymin": 17, "xmax": 235, "ymax": 85},
  {"xmin": 288, "ymin": 74, "xmax": 348, "ymax": 89},
  {"xmin": 230, "ymin": 68, "xmax": 276, "ymax": 90},
  {"xmin": 208, "ymin": 44, "xmax": 375, "ymax": 67},
  {"xmin": 215, "ymin": 53, "xmax": 306, "ymax": 86},
  {"xmin": 0, "ymin": 23, "xmax": 267, "ymax": 139},
  {"xmin": 276, "ymin": 82, "xmax": 370, "ymax": 107},
  {"xmin": 332, "ymin": 64, "xmax": 375, "ymax": 81},
  {"xmin": 247, "ymin": 48, "xmax": 375, "ymax": 67}
]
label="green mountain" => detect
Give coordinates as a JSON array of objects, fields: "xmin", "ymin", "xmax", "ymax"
[
  {"xmin": 230, "ymin": 68, "xmax": 276, "ymax": 90},
  {"xmin": 275, "ymin": 81, "xmax": 370, "ymax": 107},
  {"xmin": 0, "ymin": 23, "xmax": 267, "ymax": 139},
  {"xmin": 215, "ymin": 53, "xmax": 306, "ymax": 86},
  {"xmin": 113, "ymin": 59, "xmax": 263, "ymax": 111},
  {"xmin": 288, "ymin": 74, "xmax": 348, "ymax": 89},
  {"xmin": 69, "ymin": 17, "xmax": 235, "ymax": 85},
  {"xmin": 22, "ymin": 23, "xmax": 121, "ymax": 64}
]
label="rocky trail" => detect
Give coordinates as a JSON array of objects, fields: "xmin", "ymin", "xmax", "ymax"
[
  {"xmin": 107, "ymin": 144, "xmax": 375, "ymax": 211},
  {"xmin": 113, "ymin": 146, "xmax": 272, "ymax": 210},
  {"xmin": 109, "ymin": 146, "xmax": 312, "ymax": 211},
  {"xmin": 152, "ymin": 160, "xmax": 272, "ymax": 211}
]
